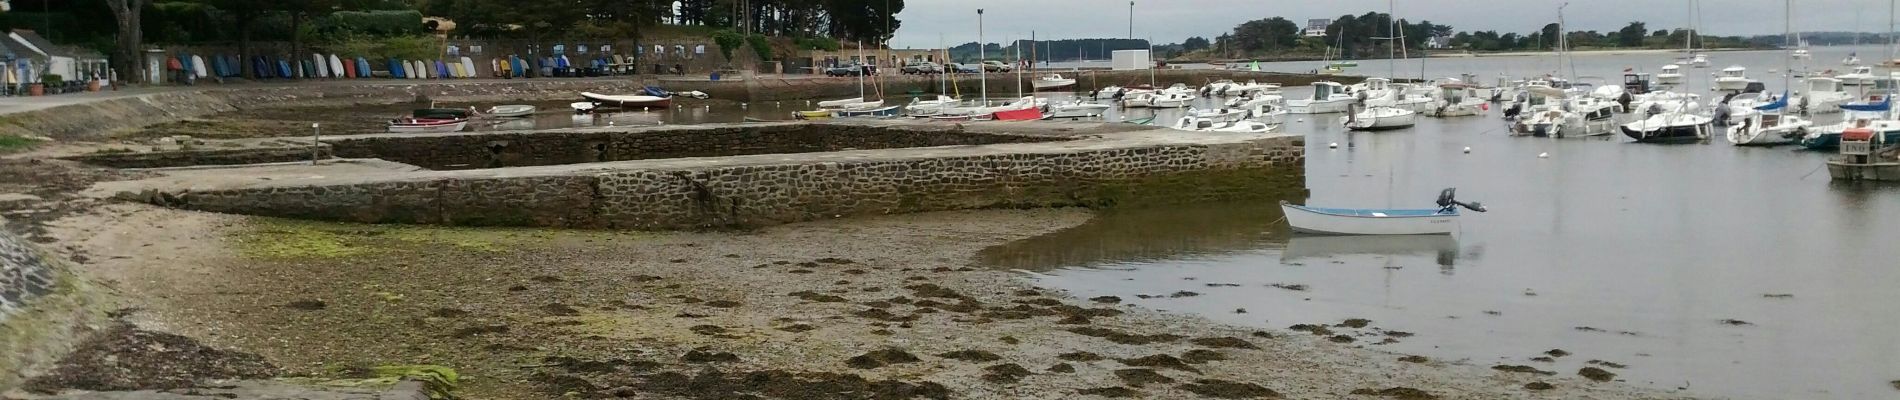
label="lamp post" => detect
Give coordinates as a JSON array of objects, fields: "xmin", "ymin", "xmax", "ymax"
[
  {"xmin": 1128, "ymin": 2, "xmax": 1135, "ymax": 39},
  {"xmin": 978, "ymin": 8, "xmax": 987, "ymax": 104}
]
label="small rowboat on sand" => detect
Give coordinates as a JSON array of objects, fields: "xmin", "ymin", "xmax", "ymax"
[
  {"xmin": 388, "ymin": 117, "xmax": 469, "ymax": 133},
  {"xmin": 485, "ymin": 105, "xmax": 537, "ymax": 118},
  {"xmin": 1280, "ymin": 188, "xmax": 1487, "ymax": 235},
  {"xmin": 581, "ymin": 92, "xmax": 672, "ymax": 109},
  {"xmin": 793, "ymin": 110, "xmax": 835, "ymax": 120}
]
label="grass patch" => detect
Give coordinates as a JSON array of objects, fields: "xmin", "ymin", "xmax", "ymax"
[{"xmin": 0, "ymin": 134, "xmax": 39, "ymax": 152}]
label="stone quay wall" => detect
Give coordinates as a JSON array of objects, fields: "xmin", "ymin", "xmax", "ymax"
[
  {"xmin": 62, "ymin": 147, "xmax": 332, "ymax": 169},
  {"xmin": 0, "ymin": 231, "xmax": 55, "ymax": 325},
  {"xmin": 152, "ymin": 136, "xmax": 1305, "ymax": 230},
  {"xmin": 324, "ymin": 124, "xmax": 1065, "ymax": 171}
]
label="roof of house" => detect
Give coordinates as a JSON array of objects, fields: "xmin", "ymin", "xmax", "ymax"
[
  {"xmin": 7, "ymin": 29, "xmax": 69, "ymax": 59},
  {"xmin": 0, "ymin": 36, "xmax": 34, "ymax": 61}
]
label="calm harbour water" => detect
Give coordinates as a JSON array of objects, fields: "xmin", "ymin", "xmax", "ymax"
[
  {"xmin": 295, "ymin": 46, "xmax": 1900, "ymax": 398},
  {"xmin": 984, "ymin": 46, "xmax": 1900, "ymax": 399}
]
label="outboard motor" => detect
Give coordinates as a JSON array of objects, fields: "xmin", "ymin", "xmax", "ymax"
[
  {"xmin": 1712, "ymin": 105, "xmax": 1730, "ymax": 126},
  {"xmin": 1502, "ymin": 103, "xmax": 1522, "ymax": 120},
  {"xmin": 1436, "ymin": 188, "xmax": 1488, "ymax": 213}
]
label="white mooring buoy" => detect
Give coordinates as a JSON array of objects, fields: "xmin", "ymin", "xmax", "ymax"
[{"xmin": 1328, "ymin": 142, "xmax": 1339, "ymax": 149}]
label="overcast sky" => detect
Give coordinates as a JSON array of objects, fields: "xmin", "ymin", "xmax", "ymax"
[{"xmin": 889, "ymin": 0, "xmax": 1886, "ymax": 48}]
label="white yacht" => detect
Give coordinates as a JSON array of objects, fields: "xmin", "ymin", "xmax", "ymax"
[
  {"xmin": 1656, "ymin": 64, "xmax": 1684, "ymax": 85},
  {"xmin": 1837, "ymin": 66, "xmax": 1876, "ymax": 87},
  {"xmin": 1425, "ymin": 83, "xmax": 1487, "ymax": 117},
  {"xmin": 1288, "ymin": 81, "xmax": 1356, "ymax": 114},
  {"xmin": 1691, "ymin": 53, "xmax": 1711, "ymax": 68},
  {"xmin": 1801, "ymin": 77, "xmax": 1852, "ymax": 114},
  {"xmin": 1342, "ymin": 105, "xmax": 1417, "ymax": 131},
  {"xmin": 1714, "ymin": 66, "xmax": 1753, "ymax": 91}
]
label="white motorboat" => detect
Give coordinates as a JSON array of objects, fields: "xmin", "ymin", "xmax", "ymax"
[
  {"xmin": 1127, "ymin": 92, "xmax": 1195, "ymax": 108},
  {"xmin": 1171, "ymin": 115, "xmax": 1275, "ymax": 133},
  {"xmin": 1365, "ymin": 83, "xmax": 1435, "ymax": 112},
  {"xmin": 943, "ymin": 96, "xmax": 1038, "ymax": 116},
  {"xmin": 1507, "ymin": 87, "xmax": 1578, "ymax": 136},
  {"xmin": 1160, "ymin": 83, "xmax": 1196, "ymax": 96},
  {"xmin": 1280, "ymin": 188, "xmax": 1487, "ymax": 236},
  {"xmin": 1715, "ymin": 66, "xmax": 1752, "ymax": 91},
  {"xmin": 1091, "ymin": 85, "xmax": 1154, "ymax": 101},
  {"xmin": 1186, "ymin": 107, "xmax": 1251, "ymax": 124},
  {"xmin": 1726, "ymin": 110, "xmax": 1808, "ymax": 146},
  {"xmin": 387, "ymin": 117, "xmax": 469, "ymax": 133},
  {"xmin": 1691, "ymin": 53, "xmax": 1711, "ymax": 68},
  {"xmin": 484, "ymin": 104, "xmax": 536, "ymax": 118},
  {"xmin": 1221, "ymin": 80, "xmax": 1276, "ymax": 97},
  {"xmin": 1222, "ymin": 94, "xmax": 1290, "ymax": 124},
  {"xmin": 1837, "ymin": 66, "xmax": 1876, "ymax": 86},
  {"xmin": 1342, "ymin": 105, "xmax": 1417, "ymax": 131},
  {"xmin": 1032, "ymin": 74, "xmax": 1077, "ymax": 90},
  {"xmin": 1045, "ymin": 101, "xmax": 1112, "ymax": 118},
  {"xmin": 1657, "ymin": 64, "xmax": 1684, "ymax": 85},
  {"xmin": 1621, "ymin": 101, "xmax": 1715, "ymax": 143},
  {"xmin": 1289, "ymin": 81, "xmax": 1355, "ymax": 114},
  {"xmin": 905, "ymin": 95, "xmax": 959, "ymax": 117},
  {"xmin": 1719, "ymin": 91, "xmax": 1772, "ymax": 125},
  {"xmin": 1426, "ymin": 83, "xmax": 1486, "ymax": 117},
  {"xmin": 1801, "ymin": 77, "xmax": 1852, "ymax": 114},
  {"xmin": 1202, "ymin": 80, "xmax": 1239, "ymax": 96},
  {"xmin": 1630, "ymin": 91, "xmax": 1702, "ymax": 115}
]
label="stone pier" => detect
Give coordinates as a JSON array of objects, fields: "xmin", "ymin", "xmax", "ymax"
[{"xmin": 110, "ymin": 120, "xmax": 1306, "ymax": 230}]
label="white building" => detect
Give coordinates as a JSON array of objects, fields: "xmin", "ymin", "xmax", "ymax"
[
  {"xmin": 1111, "ymin": 50, "xmax": 1151, "ymax": 71},
  {"xmin": 1303, "ymin": 18, "xmax": 1332, "ymax": 38}
]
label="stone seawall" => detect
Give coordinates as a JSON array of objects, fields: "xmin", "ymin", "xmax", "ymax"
[
  {"xmin": 0, "ymin": 229, "xmax": 95, "ymax": 391},
  {"xmin": 0, "ymin": 231, "xmax": 55, "ymax": 324},
  {"xmin": 146, "ymin": 133, "xmax": 1304, "ymax": 230},
  {"xmin": 324, "ymin": 123, "xmax": 1065, "ymax": 171}
]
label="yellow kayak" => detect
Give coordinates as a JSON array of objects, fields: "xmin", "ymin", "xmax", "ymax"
[{"xmin": 793, "ymin": 110, "xmax": 834, "ymax": 119}]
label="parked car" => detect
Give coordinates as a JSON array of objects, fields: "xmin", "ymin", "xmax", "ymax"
[
  {"xmin": 824, "ymin": 63, "xmax": 873, "ymax": 77},
  {"xmin": 946, "ymin": 63, "xmax": 982, "ymax": 74},
  {"xmin": 982, "ymin": 60, "xmax": 1014, "ymax": 73},
  {"xmin": 902, "ymin": 61, "xmax": 943, "ymax": 75}
]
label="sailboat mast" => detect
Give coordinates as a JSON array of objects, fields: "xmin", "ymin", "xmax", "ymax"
[
  {"xmin": 1388, "ymin": 0, "xmax": 1396, "ymax": 78},
  {"xmin": 857, "ymin": 41, "xmax": 866, "ymax": 99},
  {"xmin": 1785, "ymin": 0, "xmax": 1792, "ymax": 94},
  {"xmin": 939, "ymin": 34, "xmax": 947, "ymax": 95}
]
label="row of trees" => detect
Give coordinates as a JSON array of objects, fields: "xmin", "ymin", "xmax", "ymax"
[
  {"xmin": 15, "ymin": 0, "xmax": 906, "ymax": 83},
  {"xmin": 1178, "ymin": 11, "xmax": 1765, "ymax": 60}
]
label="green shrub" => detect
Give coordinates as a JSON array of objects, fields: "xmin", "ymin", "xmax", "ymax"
[
  {"xmin": 42, "ymin": 74, "xmax": 62, "ymax": 85},
  {"xmin": 0, "ymin": 134, "xmax": 38, "ymax": 152},
  {"xmin": 711, "ymin": 30, "xmax": 743, "ymax": 60},
  {"xmin": 746, "ymin": 34, "xmax": 773, "ymax": 61},
  {"xmin": 795, "ymin": 36, "xmax": 840, "ymax": 51},
  {"xmin": 316, "ymin": 10, "xmax": 424, "ymax": 37},
  {"xmin": 321, "ymin": 34, "xmax": 439, "ymax": 61}
]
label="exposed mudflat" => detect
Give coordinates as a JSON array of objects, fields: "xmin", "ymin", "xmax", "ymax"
[{"xmin": 17, "ymin": 196, "xmax": 1702, "ymax": 399}]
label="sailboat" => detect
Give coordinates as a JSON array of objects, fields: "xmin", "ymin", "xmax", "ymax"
[
  {"xmin": 1726, "ymin": 2, "xmax": 1809, "ymax": 146},
  {"xmin": 814, "ymin": 43, "xmax": 885, "ymax": 111},
  {"xmin": 1683, "ymin": 0, "xmax": 1711, "ymax": 68},
  {"xmin": 1343, "ymin": 0, "xmax": 1418, "ymax": 131}
]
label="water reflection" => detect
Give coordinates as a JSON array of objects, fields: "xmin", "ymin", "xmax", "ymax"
[
  {"xmin": 1281, "ymin": 235, "xmax": 1463, "ymax": 271},
  {"xmin": 977, "ymin": 199, "xmax": 1298, "ymax": 271}
]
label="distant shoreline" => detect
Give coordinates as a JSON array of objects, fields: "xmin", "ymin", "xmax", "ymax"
[{"xmin": 1171, "ymin": 47, "xmax": 1767, "ymax": 64}]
